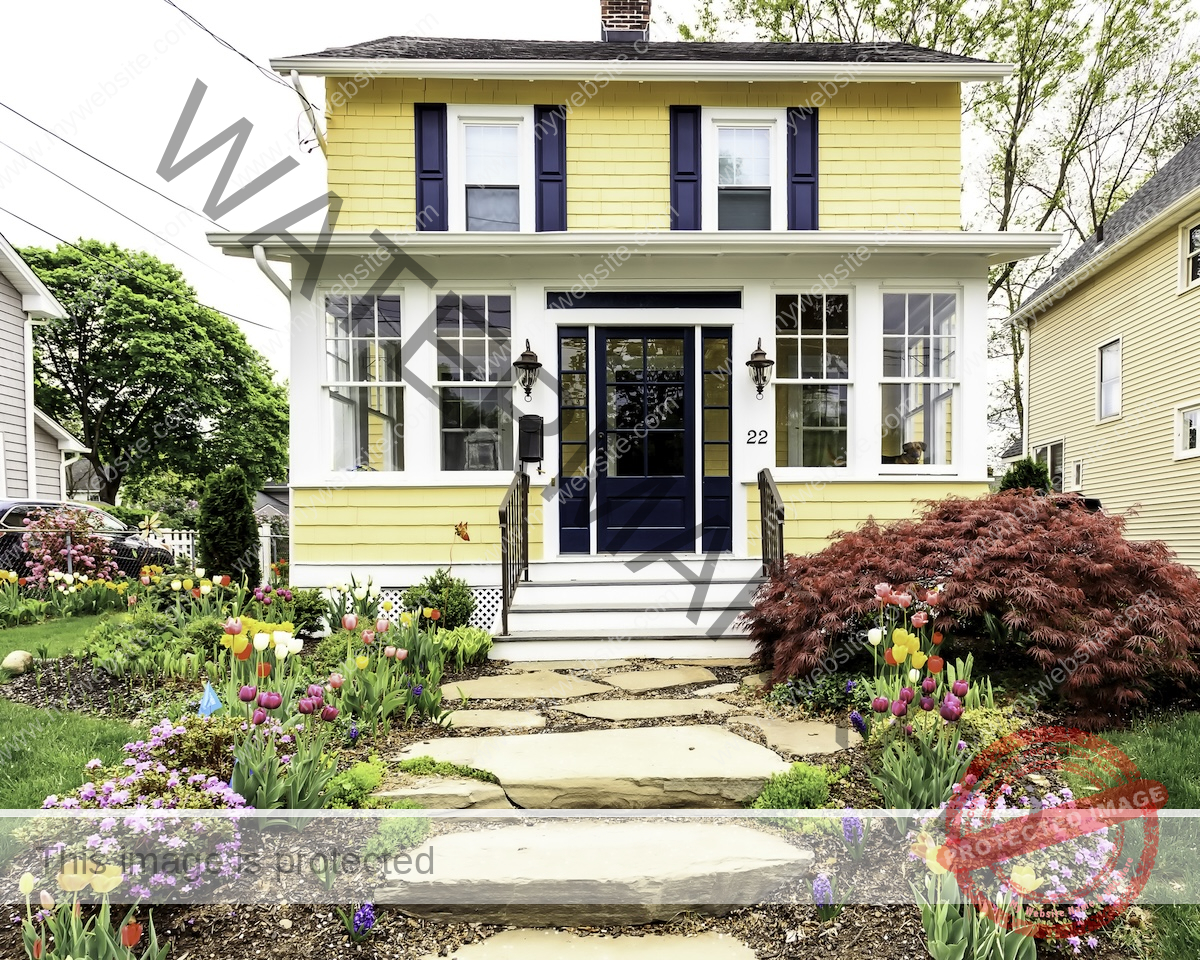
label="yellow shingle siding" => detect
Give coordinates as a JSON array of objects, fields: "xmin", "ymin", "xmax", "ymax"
[
  {"xmin": 1026, "ymin": 219, "xmax": 1200, "ymax": 569},
  {"xmin": 325, "ymin": 78, "xmax": 961, "ymax": 231},
  {"xmin": 292, "ymin": 486, "xmax": 544, "ymax": 564},
  {"xmin": 747, "ymin": 480, "xmax": 988, "ymax": 556}
]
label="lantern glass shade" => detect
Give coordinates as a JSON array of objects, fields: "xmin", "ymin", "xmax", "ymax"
[
  {"xmin": 514, "ymin": 340, "xmax": 542, "ymax": 401},
  {"xmin": 746, "ymin": 338, "xmax": 775, "ymax": 399}
]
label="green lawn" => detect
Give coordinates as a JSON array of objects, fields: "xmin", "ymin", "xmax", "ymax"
[
  {"xmin": 0, "ymin": 614, "xmax": 109, "ymax": 662},
  {"xmin": 0, "ymin": 699, "xmax": 133, "ymax": 809}
]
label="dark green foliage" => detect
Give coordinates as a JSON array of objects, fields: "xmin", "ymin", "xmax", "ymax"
[
  {"xmin": 198, "ymin": 465, "xmax": 258, "ymax": 582},
  {"xmin": 292, "ymin": 589, "xmax": 328, "ymax": 637},
  {"xmin": 998, "ymin": 457, "xmax": 1050, "ymax": 493},
  {"xmin": 750, "ymin": 762, "xmax": 831, "ymax": 810},
  {"xmin": 768, "ymin": 673, "xmax": 872, "ymax": 716},
  {"xmin": 101, "ymin": 504, "xmax": 148, "ymax": 528},
  {"xmin": 401, "ymin": 569, "xmax": 476, "ymax": 630},
  {"xmin": 79, "ymin": 613, "xmax": 179, "ymax": 672},
  {"xmin": 362, "ymin": 802, "xmax": 431, "ymax": 857}
]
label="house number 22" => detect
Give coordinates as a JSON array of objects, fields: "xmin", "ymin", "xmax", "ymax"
[{"xmin": 747, "ymin": 430, "xmax": 768, "ymax": 444}]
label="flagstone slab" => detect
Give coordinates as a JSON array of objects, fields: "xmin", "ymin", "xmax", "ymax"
[
  {"xmin": 375, "ymin": 777, "xmax": 513, "ymax": 809},
  {"xmin": 447, "ymin": 709, "xmax": 546, "ymax": 730},
  {"xmin": 441, "ymin": 671, "xmax": 611, "ymax": 701},
  {"xmin": 739, "ymin": 671, "xmax": 775, "ymax": 689},
  {"xmin": 384, "ymin": 820, "xmax": 813, "ymax": 924},
  {"xmin": 601, "ymin": 666, "xmax": 716, "ymax": 693},
  {"xmin": 427, "ymin": 929, "xmax": 758, "ymax": 958},
  {"xmin": 504, "ymin": 659, "xmax": 631, "ymax": 672},
  {"xmin": 558, "ymin": 698, "xmax": 734, "ymax": 721},
  {"xmin": 396, "ymin": 725, "xmax": 790, "ymax": 808},
  {"xmin": 730, "ymin": 715, "xmax": 862, "ymax": 755},
  {"xmin": 694, "ymin": 682, "xmax": 739, "ymax": 697}
]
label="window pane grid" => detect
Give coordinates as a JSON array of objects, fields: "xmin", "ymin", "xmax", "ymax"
[
  {"xmin": 436, "ymin": 294, "xmax": 512, "ymax": 384},
  {"xmin": 881, "ymin": 293, "xmax": 957, "ymax": 466},
  {"xmin": 1189, "ymin": 225, "xmax": 1200, "ymax": 283},
  {"xmin": 1182, "ymin": 407, "xmax": 1199, "ymax": 452},
  {"xmin": 774, "ymin": 294, "xmax": 851, "ymax": 383}
]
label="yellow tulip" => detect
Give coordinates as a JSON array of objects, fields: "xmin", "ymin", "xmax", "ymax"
[
  {"xmin": 232, "ymin": 634, "xmax": 249, "ymax": 655},
  {"xmin": 423, "ymin": 607, "xmax": 434, "ymax": 619},
  {"xmin": 911, "ymin": 651, "xmax": 928, "ymax": 669},
  {"xmin": 219, "ymin": 635, "xmax": 233, "ymax": 649},
  {"xmin": 57, "ymin": 860, "xmax": 96, "ymax": 892},
  {"xmin": 400, "ymin": 612, "xmax": 413, "ymax": 627},
  {"xmin": 182, "ymin": 579, "xmax": 194, "ymax": 590},
  {"xmin": 1009, "ymin": 864, "xmax": 1044, "ymax": 895},
  {"xmin": 355, "ymin": 655, "xmax": 369, "ymax": 670},
  {"xmin": 89, "ymin": 865, "xmax": 123, "ymax": 894},
  {"xmin": 911, "ymin": 832, "xmax": 949, "ymax": 875},
  {"xmin": 18, "ymin": 872, "xmax": 34, "ymax": 895}
]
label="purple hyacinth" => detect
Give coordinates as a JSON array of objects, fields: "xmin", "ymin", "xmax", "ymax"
[
  {"xmin": 411, "ymin": 685, "xmax": 423, "ymax": 697},
  {"xmin": 349, "ymin": 723, "xmax": 360, "ymax": 744},
  {"xmin": 848, "ymin": 711, "xmax": 867, "ymax": 736},
  {"xmin": 812, "ymin": 873, "xmax": 833, "ymax": 908},
  {"xmin": 844, "ymin": 679, "xmax": 856, "ymax": 694},
  {"xmin": 353, "ymin": 902, "xmax": 376, "ymax": 936},
  {"xmin": 842, "ymin": 814, "xmax": 863, "ymax": 846}
]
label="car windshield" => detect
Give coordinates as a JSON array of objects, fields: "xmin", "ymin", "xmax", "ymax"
[{"xmin": 73, "ymin": 507, "xmax": 129, "ymax": 532}]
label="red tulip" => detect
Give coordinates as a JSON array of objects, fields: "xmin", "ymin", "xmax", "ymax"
[
  {"xmin": 235, "ymin": 645, "xmax": 252, "ymax": 661},
  {"xmin": 33, "ymin": 939, "xmax": 42, "ymax": 959},
  {"xmin": 884, "ymin": 648, "xmax": 897, "ymax": 666},
  {"xmin": 928, "ymin": 656, "xmax": 944, "ymax": 674},
  {"xmin": 121, "ymin": 922, "xmax": 144, "ymax": 948},
  {"xmin": 430, "ymin": 609, "xmax": 441, "ymax": 621},
  {"xmin": 257, "ymin": 662, "xmax": 272, "ymax": 679},
  {"xmin": 931, "ymin": 631, "xmax": 944, "ymax": 645}
]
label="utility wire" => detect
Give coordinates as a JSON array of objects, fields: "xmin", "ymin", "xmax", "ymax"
[
  {"xmin": 0, "ymin": 99, "xmax": 224, "ymax": 229},
  {"xmin": 0, "ymin": 138, "xmax": 208, "ymax": 268},
  {"xmin": 0, "ymin": 203, "xmax": 277, "ymax": 331}
]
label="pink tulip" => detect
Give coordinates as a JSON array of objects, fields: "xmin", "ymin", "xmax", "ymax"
[
  {"xmin": 362, "ymin": 629, "xmax": 375, "ymax": 645},
  {"xmin": 375, "ymin": 619, "xmax": 389, "ymax": 634},
  {"xmin": 238, "ymin": 685, "xmax": 256, "ymax": 703},
  {"xmin": 328, "ymin": 673, "xmax": 344, "ymax": 690},
  {"xmin": 224, "ymin": 617, "xmax": 243, "ymax": 636},
  {"xmin": 911, "ymin": 611, "xmax": 929, "ymax": 628},
  {"xmin": 922, "ymin": 678, "xmax": 937, "ymax": 694},
  {"xmin": 895, "ymin": 593, "xmax": 913, "ymax": 609},
  {"xmin": 874, "ymin": 582, "xmax": 892, "ymax": 600},
  {"xmin": 952, "ymin": 680, "xmax": 968, "ymax": 698},
  {"xmin": 890, "ymin": 700, "xmax": 908, "ymax": 718},
  {"xmin": 342, "ymin": 614, "xmax": 358, "ymax": 631},
  {"xmin": 307, "ymin": 684, "xmax": 324, "ymax": 698},
  {"xmin": 384, "ymin": 646, "xmax": 397, "ymax": 659},
  {"xmin": 395, "ymin": 648, "xmax": 408, "ymax": 661},
  {"xmin": 140, "ymin": 575, "xmax": 151, "ymax": 586},
  {"xmin": 899, "ymin": 687, "xmax": 914, "ymax": 703},
  {"xmin": 311, "ymin": 695, "xmax": 324, "ymax": 711},
  {"xmin": 297, "ymin": 698, "xmax": 314, "ymax": 715}
]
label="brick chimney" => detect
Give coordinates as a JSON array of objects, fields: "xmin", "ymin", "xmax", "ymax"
[{"xmin": 601, "ymin": 0, "xmax": 651, "ymax": 41}]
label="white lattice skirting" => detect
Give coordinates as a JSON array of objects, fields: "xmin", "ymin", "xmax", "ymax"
[{"xmin": 377, "ymin": 587, "xmax": 502, "ymax": 634}]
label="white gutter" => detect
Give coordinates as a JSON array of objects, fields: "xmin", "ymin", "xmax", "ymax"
[
  {"xmin": 290, "ymin": 70, "xmax": 327, "ymax": 157},
  {"xmin": 213, "ymin": 229, "xmax": 1062, "ymax": 267},
  {"xmin": 270, "ymin": 56, "xmax": 1012, "ymax": 84},
  {"xmin": 23, "ymin": 317, "xmax": 37, "ymax": 498},
  {"xmin": 253, "ymin": 244, "xmax": 292, "ymax": 298}
]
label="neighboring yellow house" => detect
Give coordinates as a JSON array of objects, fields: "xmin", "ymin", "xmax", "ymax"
[
  {"xmin": 1012, "ymin": 135, "xmax": 1200, "ymax": 571},
  {"xmin": 211, "ymin": 1, "xmax": 1057, "ymax": 653}
]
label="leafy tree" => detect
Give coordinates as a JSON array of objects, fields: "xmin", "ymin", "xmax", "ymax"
[
  {"xmin": 997, "ymin": 456, "xmax": 1051, "ymax": 493},
  {"xmin": 197, "ymin": 465, "xmax": 259, "ymax": 582},
  {"xmin": 21, "ymin": 241, "xmax": 288, "ymax": 503}
]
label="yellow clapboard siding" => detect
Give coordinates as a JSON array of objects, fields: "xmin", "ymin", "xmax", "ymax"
[
  {"xmin": 291, "ymin": 486, "xmax": 543, "ymax": 564},
  {"xmin": 746, "ymin": 480, "xmax": 989, "ymax": 555},
  {"xmin": 1026, "ymin": 219, "xmax": 1200, "ymax": 571},
  {"xmin": 325, "ymin": 78, "xmax": 961, "ymax": 231}
]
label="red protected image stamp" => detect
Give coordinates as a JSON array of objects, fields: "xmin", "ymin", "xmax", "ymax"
[{"xmin": 939, "ymin": 726, "xmax": 1165, "ymax": 939}]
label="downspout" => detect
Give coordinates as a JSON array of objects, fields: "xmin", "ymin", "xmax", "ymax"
[
  {"xmin": 253, "ymin": 245, "xmax": 291, "ymax": 299},
  {"xmin": 24, "ymin": 317, "xmax": 37, "ymax": 498},
  {"xmin": 290, "ymin": 70, "xmax": 327, "ymax": 157}
]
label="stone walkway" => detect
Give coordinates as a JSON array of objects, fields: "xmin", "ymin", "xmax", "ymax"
[{"xmin": 422, "ymin": 929, "xmax": 758, "ymax": 960}]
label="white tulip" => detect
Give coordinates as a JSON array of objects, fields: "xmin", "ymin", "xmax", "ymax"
[
  {"xmin": 253, "ymin": 633, "xmax": 271, "ymax": 652},
  {"xmin": 273, "ymin": 631, "xmax": 293, "ymax": 651},
  {"xmin": 368, "ymin": 584, "xmax": 380, "ymax": 598},
  {"xmin": 195, "ymin": 567, "xmax": 206, "ymax": 578},
  {"xmin": 353, "ymin": 588, "xmax": 367, "ymax": 601},
  {"xmin": 288, "ymin": 636, "xmax": 304, "ymax": 654},
  {"xmin": 200, "ymin": 584, "xmax": 211, "ymax": 595},
  {"xmin": 275, "ymin": 645, "xmax": 289, "ymax": 662},
  {"xmin": 909, "ymin": 668, "xmax": 921, "ymax": 683},
  {"xmin": 62, "ymin": 573, "xmax": 74, "ymax": 584},
  {"xmin": 867, "ymin": 628, "xmax": 883, "ymax": 646}
]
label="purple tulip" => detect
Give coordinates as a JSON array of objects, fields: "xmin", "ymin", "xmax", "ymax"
[
  {"xmin": 238, "ymin": 685, "xmax": 257, "ymax": 703},
  {"xmin": 904, "ymin": 724, "xmax": 914, "ymax": 735},
  {"xmin": 264, "ymin": 692, "xmax": 282, "ymax": 710},
  {"xmin": 920, "ymin": 696, "xmax": 935, "ymax": 711},
  {"xmin": 320, "ymin": 705, "xmax": 339, "ymax": 722},
  {"xmin": 890, "ymin": 700, "xmax": 907, "ymax": 718},
  {"xmin": 307, "ymin": 684, "xmax": 324, "ymax": 698},
  {"xmin": 922, "ymin": 678, "xmax": 937, "ymax": 694},
  {"xmin": 310, "ymin": 695, "xmax": 324, "ymax": 710},
  {"xmin": 872, "ymin": 696, "xmax": 889, "ymax": 713},
  {"xmin": 940, "ymin": 696, "xmax": 963, "ymax": 722},
  {"xmin": 297, "ymin": 697, "xmax": 315, "ymax": 715},
  {"xmin": 952, "ymin": 680, "xmax": 968, "ymax": 698},
  {"xmin": 899, "ymin": 686, "xmax": 914, "ymax": 703},
  {"xmin": 251, "ymin": 708, "xmax": 267, "ymax": 725}
]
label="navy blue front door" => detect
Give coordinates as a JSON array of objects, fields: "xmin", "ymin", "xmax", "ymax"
[{"xmin": 596, "ymin": 328, "xmax": 696, "ymax": 553}]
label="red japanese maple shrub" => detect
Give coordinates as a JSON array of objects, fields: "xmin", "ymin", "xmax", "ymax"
[{"xmin": 747, "ymin": 491, "xmax": 1200, "ymax": 728}]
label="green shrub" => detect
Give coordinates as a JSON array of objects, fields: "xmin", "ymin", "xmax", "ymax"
[
  {"xmin": 362, "ymin": 801, "xmax": 430, "ymax": 858},
  {"xmin": 768, "ymin": 673, "xmax": 872, "ymax": 715},
  {"xmin": 401, "ymin": 569, "xmax": 475, "ymax": 630},
  {"xmin": 324, "ymin": 758, "xmax": 386, "ymax": 809},
  {"xmin": 292, "ymin": 588, "xmax": 327, "ymax": 636},
  {"xmin": 197, "ymin": 465, "xmax": 259, "ymax": 582},
  {"xmin": 313, "ymin": 629, "xmax": 359, "ymax": 674},
  {"xmin": 396, "ymin": 756, "xmax": 498, "ymax": 783},
  {"xmin": 79, "ymin": 614, "xmax": 180, "ymax": 673},
  {"xmin": 750, "ymin": 762, "xmax": 830, "ymax": 809},
  {"xmin": 183, "ymin": 614, "xmax": 224, "ymax": 653},
  {"xmin": 439, "ymin": 625, "xmax": 493, "ymax": 671},
  {"xmin": 998, "ymin": 456, "xmax": 1051, "ymax": 493}
]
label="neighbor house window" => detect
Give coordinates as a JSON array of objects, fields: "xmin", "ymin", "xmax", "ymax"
[
  {"xmin": 1186, "ymin": 224, "xmax": 1200, "ymax": 287},
  {"xmin": 1177, "ymin": 403, "xmax": 1200, "ymax": 458},
  {"xmin": 1099, "ymin": 339, "xmax": 1122, "ymax": 419},
  {"xmin": 717, "ymin": 126, "xmax": 771, "ymax": 229},
  {"xmin": 465, "ymin": 123, "xmax": 520, "ymax": 231},
  {"xmin": 881, "ymin": 293, "xmax": 957, "ymax": 466},
  {"xmin": 325, "ymin": 295, "xmax": 403, "ymax": 471},
  {"xmin": 775, "ymin": 293, "xmax": 849, "ymax": 468},
  {"xmin": 437, "ymin": 293, "xmax": 513, "ymax": 471},
  {"xmin": 1034, "ymin": 441, "xmax": 1065, "ymax": 492}
]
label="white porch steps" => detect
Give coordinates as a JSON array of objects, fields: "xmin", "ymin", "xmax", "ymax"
[{"xmin": 493, "ymin": 557, "xmax": 764, "ymax": 660}]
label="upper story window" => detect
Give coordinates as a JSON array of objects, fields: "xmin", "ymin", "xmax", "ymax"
[
  {"xmin": 465, "ymin": 124, "xmax": 520, "ymax": 232},
  {"xmin": 325, "ymin": 295, "xmax": 403, "ymax": 472},
  {"xmin": 1098, "ymin": 338, "xmax": 1121, "ymax": 420},
  {"xmin": 1176, "ymin": 402, "xmax": 1200, "ymax": 459},
  {"xmin": 717, "ymin": 127, "xmax": 771, "ymax": 230},
  {"xmin": 775, "ymin": 293, "xmax": 850, "ymax": 468},
  {"xmin": 881, "ymin": 292, "xmax": 957, "ymax": 467},
  {"xmin": 1185, "ymin": 223, "xmax": 1200, "ymax": 288}
]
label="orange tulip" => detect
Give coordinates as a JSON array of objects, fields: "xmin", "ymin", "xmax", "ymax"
[
  {"xmin": 931, "ymin": 631, "xmax": 944, "ymax": 645},
  {"xmin": 33, "ymin": 939, "xmax": 42, "ymax": 959},
  {"xmin": 884, "ymin": 648, "xmax": 897, "ymax": 667},
  {"xmin": 236, "ymin": 645, "xmax": 253, "ymax": 661},
  {"xmin": 257, "ymin": 662, "xmax": 272, "ymax": 678},
  {"xmin": 121, "ymin": 921, "xmax": 144, "ymax": 948},
  {"xmin": 927, "ymin": 656, "xmax": 944, "ymax": 674}
]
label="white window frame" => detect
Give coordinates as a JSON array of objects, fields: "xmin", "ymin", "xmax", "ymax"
[
  {"xmin": 701, "ymin": 108, "xmax": 788, "ymax": 232},
  {"xmin": 1175, "ymin": 399, "xmax": 1200, "ymax": 461},
  {"xmin": 1033, "ymin": 439, "xmax": 1066, "ymax": 493},
  {"xmin": 446, "ymin": 104, "xmax": 535, "ymax": 234},
  {"xmin": 1068, "ymin": 458, "xmax": 1084, "ymax": 492},
  {"xmin": 1181, "ymin": 220, "xmax": 1200, "ymax": 292},
  {"xmin": 878, "ymin": 289, "xmax": 961, "ymax": 475},
  {"xmin": 1096, "ymin": 336, "xmax": 1122, "ymax": 422}
]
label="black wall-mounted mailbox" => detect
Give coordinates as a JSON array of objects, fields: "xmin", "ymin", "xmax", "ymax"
[{"xmin": 518, "ymin": 415, "xmax": 544, "ymax": 463}]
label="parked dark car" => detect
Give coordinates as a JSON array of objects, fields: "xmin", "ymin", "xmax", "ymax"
[{"xmin": 0, "ymin": 499, "xmax": 176, "ymax": 579}]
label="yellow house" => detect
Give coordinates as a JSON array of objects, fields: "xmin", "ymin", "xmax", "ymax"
[
  {"xmin": 211, "ymin": 1, "xmax": 1057, "ymax": 656},
  {"xmin": 1012, "ymin": 135, "xmax": 1200, "ymax": 570}
]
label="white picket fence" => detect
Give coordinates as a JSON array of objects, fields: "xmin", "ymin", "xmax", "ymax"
[{"xmin": 149, "ymin": 524, "xmax": 275, "ymax": 584}]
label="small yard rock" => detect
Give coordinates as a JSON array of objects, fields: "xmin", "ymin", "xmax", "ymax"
[{"xmin": 1, "ymin": 650, "xmax": 34, "ymax": 674}]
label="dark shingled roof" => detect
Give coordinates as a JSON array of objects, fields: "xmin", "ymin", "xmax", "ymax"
[
  {"xmin": 999, "ymin": 435, "xmax": 1024, "ymax": 460},
  {"xmin": 286, "ymin": 36, "xmax": 991, "ymax": 65},
  {"xmin": 1026, "ymin": 134, "xmax": 1200, "ymax": 305}
]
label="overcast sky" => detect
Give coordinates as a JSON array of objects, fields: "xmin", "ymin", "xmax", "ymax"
[{"xmin": 0, "ymin": 0, "xmax": 699, "ymax": 376}]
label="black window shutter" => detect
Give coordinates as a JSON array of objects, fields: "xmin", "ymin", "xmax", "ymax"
[
  {"xmin": 414, "ymin": 103, "xmax": 448, "ymax": 231},
  {"xmin": 787, "ymin": 107, "xmax": 818, "ymax": 231},
  {"xmin": 670, "ymin": 106, "xmax": 702, "ymax": 230},
  {"xmin": 534, "ymin": 106, "xmax": 567, "ymax": 232}
]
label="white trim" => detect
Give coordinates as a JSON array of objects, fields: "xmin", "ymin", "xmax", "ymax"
[
  {"xmin": 1096, "ymin": 336, "xmax": 1122, "ymax": 423},
  {"xmin": 32, "ymin": 409, "xmax": 88, "ymax": 453},
  {"xmin": 1174, "ymin": 399, "xmax": 1200, "ymax": 461},
  {"xmin": 1067, "ymin": 458, "xmax": 1084, "ymax": 492},
  {"xmin": 1031, "ymin": 438, "xmax": 1066, "ymax": 493},
  {"xmin": 23, "ymin": 318, "xmax": 36, "ymax": 498},
  {"xmin": 700, "ymin": 108, "xmax": 787, "ymax": 233},
  {"xmin": 270, "ymin": 56, "xmax": 1014, "ymax": 84},
  {"xmin": 446, "ymin": 104, "xmax": 536, "ymax": 234},
  {"xmin": 0, "ymin": 433, "xmax": 5, "ymax": 498},
  {"xmin": 0, "ymin": 232, "xmax": 66, "ymax": 319},
  {"xmin": 1180, "ymin": 220, "xmax": 1200, "ymax": 294}
]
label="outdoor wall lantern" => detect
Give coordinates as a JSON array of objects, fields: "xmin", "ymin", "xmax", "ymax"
[
  {"xmin": 746, "ymin": 338, "xmax": 775, "ymax": 399},
  {"xmin": 514, "ymin": 340, "xmax": 543, "ymax": 402}
]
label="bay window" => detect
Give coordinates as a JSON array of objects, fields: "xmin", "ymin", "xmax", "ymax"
[
  {"xmin": 881, "ymin": 292, "xmax": 957, "ymax": 466},
  {"xmin": 437, "ymin": 293, "xmax": 513, "ymax": 470},
  {"xmin": 775, "ymin": 293, "xmax": 850, "ymax": 467},
  {"xmin": 325, "ymin": 295, "xmax": 403, "ymax": 471}
]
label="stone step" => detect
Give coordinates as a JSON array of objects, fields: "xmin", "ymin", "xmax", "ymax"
[
  {"xmin": 382, "ymin": 819, "xmax": 813, "ymax": 925},
  {"xmin": 375, "ymin": 776, "xmax": 513, "ymax": 810},
  {"xmin": 489, "ymin": 637, "xmax": 756, "ymax": 665},
  {"xmin": 395, "ymin": 725, "xmax": 790, "ymax": 808},
  {"xmin": 424, "ymin": 928, "xmax": 758, "ymax": 959},
  {"xmin": 557, "ymin": 698, "xmax": 734, "ymax": 721}
]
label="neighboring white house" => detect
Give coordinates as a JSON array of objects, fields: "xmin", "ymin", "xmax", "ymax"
[{"xmin": 0, "ymin": 231, "xmax": 88, "ymax": 499}]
